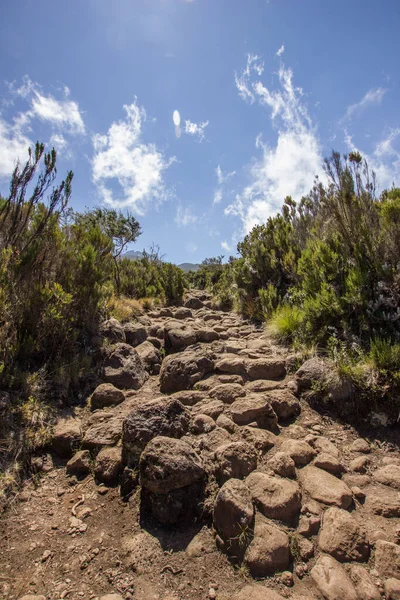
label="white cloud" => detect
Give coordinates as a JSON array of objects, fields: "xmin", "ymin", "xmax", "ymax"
[
  {"xmin": 276, "ymin": 45, "xmax": 285, "ymax": 57},
  {"xmin": 228, "ymin": 57, "xmax": 323, "ymax": 233},
  {"xmin": 221, "ymin": 240, "xmax": 233, "ymax": 252},
  {"xmin": 12, "ymin": 76, "xmax": 85, "ymax": 135},
  {"xmin": 175, "ymin": 205, "xmax": 198, "ymax": 227},
  {"xmin": 234, "ymin": 54, "xmax": 265, "ymax": 103},
  {"xmin": 216, "ymin": 165, "xmax": 236, "ymax": 185},
  {"xmin": 213, "ymin": 189, "xmax": 223, "ymax": 205},
  {"xmin": 0, "ymin": 117, "xmax": 32, "ymax": 177},
  {"xmin": 184, "ymin": 119, "xmax": 209, "ymax": 142},
  {"xmin": 92, "ymin": 98, "xmax": 175, "ymax": 214},
  {"xmin": 344, "ymin": 87, "xmax": 387, "ymax": 121}
]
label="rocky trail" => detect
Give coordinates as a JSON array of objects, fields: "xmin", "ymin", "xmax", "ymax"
[{"xmin": 1, "ymin": 290, "xmax": 400, "ymax": 600}]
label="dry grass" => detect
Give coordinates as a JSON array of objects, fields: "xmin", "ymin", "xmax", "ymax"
[{"xmin": 107, "ymin": 295, "xmax": 143, "ymax": 322}]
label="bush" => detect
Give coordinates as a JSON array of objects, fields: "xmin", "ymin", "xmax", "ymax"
[{"xmin": 268, "ymin": 304, "xmax": 305, "ymax": 344}]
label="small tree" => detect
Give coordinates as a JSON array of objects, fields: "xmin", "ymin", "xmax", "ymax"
[{"xmin": 76, "ymin": 208, "xmax": 141, "ymax": 293}]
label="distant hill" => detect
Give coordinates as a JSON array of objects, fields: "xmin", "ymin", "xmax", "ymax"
[{"xmin": 121, "ymin": 250, "xmax": 200, "ymax": 272}]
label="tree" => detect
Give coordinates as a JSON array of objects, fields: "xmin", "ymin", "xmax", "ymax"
[{"xmin": 76, "ymin": 208, "xmax": 141, "ymax": 293}]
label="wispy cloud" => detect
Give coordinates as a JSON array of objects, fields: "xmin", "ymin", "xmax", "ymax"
[
  {"xmin": 344, "ymin": 87, "xmax": 387, "ymax": 121},
  {"xmin": 234, "ymin": 54, "xmax": 264, "ymax": 104},
  {"xmin": 276, "ymin": 44, "xmax": 285, "ymax": 57},
  {"xmin": 228, "ymin": 56, "xmax": 323, "ymax": 233},
  {"xmin": 0, "ymin": 76, "xmax": 85, "ymax": 177},
  {"xmin": 221, "ymin": 240, "xmax": 233, "ymax": 252},
  {"xmin": 213, "ymin": 165, "xmax": 236, "ymax": 205},
  {"xmin": 184, "ymin": 119, "xmax": 209, "ymax": 142},
  {"xmin": 175, "ymin": 205, "xmax": 198, "ymax": 227},
  {"xmin": 92, "ymin": 98, "xmax": 175, "ymax": 214}
]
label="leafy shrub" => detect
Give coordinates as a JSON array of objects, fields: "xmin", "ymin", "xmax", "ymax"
[{"xmin": 268, "ymin": 304, "xmax": 305, "ymax": 344}]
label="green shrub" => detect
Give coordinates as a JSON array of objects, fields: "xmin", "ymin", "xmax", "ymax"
[{"xmin": 268, "ymin": 304, "xmax": 305, "ymax": 344}]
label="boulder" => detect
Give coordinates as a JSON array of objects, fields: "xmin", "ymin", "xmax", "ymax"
[
  {"xmin": 159, "ymin": 349, "xmax": 214, "ymax": 393},
  {"xmin": 373, "ymin": 465, "xmax": 400, "ymax": 489},
  {"xmin": 82, "ymin": 417, "xmax": 122, "ymax": 450},
  {"xmin": 245, "ymin": 471, "xmax": 301, "ymax": 524},
  {"xmin": 90, "ymin": 383, "xmax": 125, "ymax": 410},
  {"xmin": 164, "ymin": 324, "xmax": 197, "ymax": 350},
  {"xmin": 123, "ymin": 322, "xmax": 147, "ymax": 346},
  {"xmin": 104, "ymin": 343, "xmax": 148, "ymax": 390},
  {"xmin": 366, "ymin": 487, "xmax": 400, "ymax": 517},
  {"xmin": 94, "ymin": 446, "xmax": 123, "ymax": 485},
  {"xmin": 216, "ymin": 414, "xmax": 237, "ymax": 434},
  {"xmin": 66, "ymin": 450, "xmax": 91, "ymax": 477},
  {"xmin": 314, "ymin": 453, "xmax": 344, "ymax": 475},
  {"xmin": 140, "ymin": 436, "xmax": 205, "ymax": 495},
  {"xmin": 122, "ymin": 398, "xmax": 190, "ymax": 466},
  {"xmin": 318, "ymin": 507, "xmax": 370, "ymax": 562},
  {"xmin": 349, "ymin": 455, "xmax": 371, "ymax": 473},
  {"xmin": 246, "ymin": 359, "xmax": 286, "ymax": 381},
  {"xmin": 135, "ymin": 340, "xmax": 162, "ymax": 375},
  {"xmin": 214, "ymin": 441, "xmax": 258, "ymax": 484},
  {"xmin": 209, "ymin": 383, "xmax": 246, "ymax": 404},
  {"xmin": 213, "ymin": 479, "xmax": 255, "ymax": 556},
  {"xmin": 215, "ymin": 355, "xmax": 247, "ymax": 376},
  {"xmin": 374, "ymin": 540, "xmax": 400, "ymax": 579},
  {"xmin": 184, "ymin": 296, "xmax": 203, "ymax": 309},
  {"xmin": 99, "ymin": 318, "xmax": 125, "ymax": 343},
  {"xmin": 267, "ymin": 452, "xmax": 296, "ymax": 479},
  {"xmin": 280, "ymin": 439, "xmax": 316, "ymax": 466},
  {"xmin": 229, "ymin": 394, "xmax": 278, "ymax": 430},
  {"xmin": 310, "ymin": 555, "xmax": 358, "ymax": 600},
  {"xmin": 244, "ymin": 516, "xmax": 290, "ymax": 577},
  {"xmin": 298, "ymin": 466, "xmax": 352, "ymax": 509},
  {"xmin": 174, "ymin": 307, "xmax": 192, "ymax": 319},
  {"xmin": 296, "ymin": 357, "xmax": 327, "ymax": 392},
  {"xmin": 350, "ymin": 439, "xmax": 371, "ymax": 453},
  {"xmin": 191, "ymin": 414, "xmax": 216, "ymax": 434},
  {"xmin": 240, "ymin": 427, "xmax": 277, "ymax": 454},
  {"xmin": 197, "ymin": 328, "xmax": 219, "ymax": 343},
  {"xmin": 192, "ymin": 398, "xmax": 225, "ymax": 420},
  {"xmin": 385, "ymin": 578, "xmax": 400, "ymax": 600},
  {"xmin": 267, "ymin": 389, "xmax": 300, "ymax": 420},
  {"xmin": 311, "ymin": 436, "xmax": 340, "ymax": 458},
  {"xmin": 171, "ymin": 389, "xmax": 206, "ymax": 406},
  {"xmin": 51, "ymin": 417, "xmax": 82, "ymax": 457},
  {"xmin": 350, "ymin": 565, "xmax": 381, "ymax": 600}
]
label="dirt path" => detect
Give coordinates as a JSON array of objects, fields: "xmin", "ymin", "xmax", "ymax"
[{"xmin": 1, "ymin": 291, "xmax": 399, "ymax": 600}]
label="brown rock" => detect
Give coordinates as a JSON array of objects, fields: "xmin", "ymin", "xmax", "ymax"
[
  {"xmin": 374, "ymin": 540, "xmax": 400, "ymax": 579},
  {"xmin": 90, "ymin": 383, "xmax": 125, "ymax": 410},
  {"xmin": 297, "ymin": 515, "xmax": 320, "ymax": 537},
  {"xmin": 216, "ymin": 355, "xmax": 246, "ymax": 375},
  {"xmin": 135, "ymin": 340, "xmax": 161, "ymax": 374},
  {"xmin": 246, "ymin": 471, "xmax": 301, "ymax": 524},
  {"xmin": 66, "ymin": 450, "xmax": 91, "ymax": 477},
  {"xmin": 385, "ymin": 578, "xmax": 400, "ymax": 600},
  {"xmin": 191, "ymin": 414, "xmax": 216, "ymax": 434},
  {"xmin": 229, "ymin": 394, "xmax": 278, "ymax": 429},
  {"xmin": 104, "ymin": 343, "xmax": 148, "ymax": 390},
  {"xmin": 318, "ymin": 507, "xmax": 370, "ymax": 562},
  {"xmin": 51, "ymin": 417, "xmax": 82, "ymax": 457},
  {"xmin": 123, "ymin": 322, "xmax": 147, "ymax": 346},
  {"xmin": 374, "ymin": 465, "xmax": 400, "ymax": 489},
  {"xmin": 267, "ymin": 452, "xmax": 296, "ymax": 478},
  {"xmin": 280, "ymin": 439, "xmax": 316, "ymax": 466},
  {"xmin": 140, "ymin": 436, "xmax": 204, "ymax": 495},
  {"xmin": 213, "ymin": 479, "xmax": 255, "ymax": 556},
  {"xmin": 99, "ymin": 318, "xmax": 125, "ymax": 343},
  {"xmin": 244, "ymin": 516, "xmax": 290, "ymax": 577},
  {"xmin": 298, "ymin": 466, "xmax": 352, "ymax": 508},
  {"xmin": 351, "ymin": 438, "xmax": 371, "ymax": 453},
  {"xmin": 241, "ymin": 427, "xmax": 277, "ymax": 454},
  {"xmin": 310, "ymin": 555, "xmax": 358, "ymax": 600},
  {"xmin": 82, "ymin": 417, "xmax": 122, "ymax": 450},
  {"xmin": 314, "ymin": 453, "xmax": 344, "ymax": 475},
  {"xmin": 266, "ymin": 389, "xmax": 300, "ymax": 420},
  {"xmin": 94, "ymin": 446, "xmax": 123, "ymax": 485},
  {"xmin": 159, "ymin": 349, "xmax": 214, "ymax": 393},
  {"xmin": 174, "ymin": 307, "xmax": 193, "ymax": 319},
  {"xmin": 246, "ymin": 359, "xmax": 286, "ymax": 380},
  {"xmin": 164, "ymin": 324, "xmax": 197, "ymax": 350},
  {"xmin": 233, "ymin": 586, "xmax": 285, "ymax": 600},
  {"xmin": 209, "ymin": 383, "xmax": 246, "ymax": 404},
  {"xmin": 350, "ymin": 565, "xmax": 381, "ymax": 600},
  {"xmin": 192, "ymin": 398, "xmax": 225, "ymax": 420},
  {"xmin": 214, "ymin": 441, "xmax": 258, "ymax": 484},
  {"xmin": 366, "ymin": 488, "xmax": 400, "ymax": 517},
  {"xmin": 349, "ymin": 455, "xmax": 371, "ymax": 473},
  {"xmin": 216, "ymin": 414, "xmax": 237, "ymax": 434}
]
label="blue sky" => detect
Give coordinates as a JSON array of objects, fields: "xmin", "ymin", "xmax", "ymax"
[{"xmin": 1, "ymin": 0, "xmax": 399, "ymax": 263}]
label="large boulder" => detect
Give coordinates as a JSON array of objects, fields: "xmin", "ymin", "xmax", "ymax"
[
  {"xmin": 164, "ymin": 324, "xmax": 197, "ymax": 351},
  {"xmin": 349, "ymin": 565, "xmax": 381, "ymax": 600},
  {"xmin": 240, "ymin": 427, "xmax": 277, "ymax": 454},
  {"xmin": 197, "ymin": 328, "xmax": 219, "ymax": 343},
  {"xmin": 310, "ymin": 555, "xmax": 358, "ymax": 600},
  {"xmin": 123, "ymin": 322, "xmax": 147, "ymax": 347},
  {"xmin": 140, "ymin": 436, "xmax": 205, "ymax": 524},
  {"xmin": 246, "ymin": 359, "xmax": 286, "ymax": 381},
  {"xmin": 66, "ymin": 450, "xmax": 91, "ymax": 477},
  {"xmin": 298, "ymin": 466, "xmax": 352, "ymax": 509},
  {"xmin": 318, "ymin": 507, "xmax": 370, "ymax": 562},
  {"xmin": 244, "ymin": 516, "xmax": 290, "ymax": 577},
  {"xmin": 174, "ymin": 307, "xmax": 192, "ymax": 319},
  {"xmin": 373, "ymin": 464, "xmax": 400, "ymax": 489},
  {"xmin": 214, "ymin": 441, "xmax": 258, "ymax": 484},
  {"xmin": 229, "ymin": 394, "xmax": 278, "ymax": 430},
  {"xmin": 82, "ymin": 417, "xmax": 123, "ymax": 450},
  {"xmin": 266, "ymin": 389, "xmax": 300, "ymax": 420},
  {"xmin": 104, "ymin": 343, "xmax": 148, "ymax": 390},
  {"xmin": 159, "ymin": 349, "xmax": 214, "ymax": 393},
  {"xmin": 215, "ymin": 355, "xmax": 247, "ymax": 376},
  {"xmin": 140, "ymin": 436, "xmax": 205, "ymax": 495},
  {"xmin": 184, "ymin": 296, "xmax": 203, "ymax": 309},
  {"xmin": 209, "ymin": 383, "xmax": 246, "ymax": 404},
  {"xmin": 122, "ymin": 398, "xmax": 190, "ymax": 466},
  {"xmin": 366, "ymin": 487, "xmax": 400, "ymax": 517},
  {"xmin": 135, "ymin": 341, "xmax": 162, "ymax": 375},
  {"xmin": 99, "ymin": 318, "xmax": 125, "ymax": 343},
  {"xmin": 94, "ymin": 446, "xmax": 123, "ymax": 485},
  {"xmin": 280, "ymin": 439, "xmax": 316, "ymax": 466},
  {"xmin": 245, "ymin": 471, "xmax": 301, "ymax": 524},
  {"xmin": 374, "ymin": 540, "xmax": 400, "ymax": 579},
  {"xmin": 90, "ymin": 383, "xmax": 125, "ymax": 410},
  {"xmin": 213, "ymin": 479, "xmax": 255, "ymax": 557},
  {"xmin": 267, "ymin": 452, "xmax": 296, "ymax": 479},
  {"xmin": 51, "ymin": 417, "xmax": 82, "ymax": 457}
]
